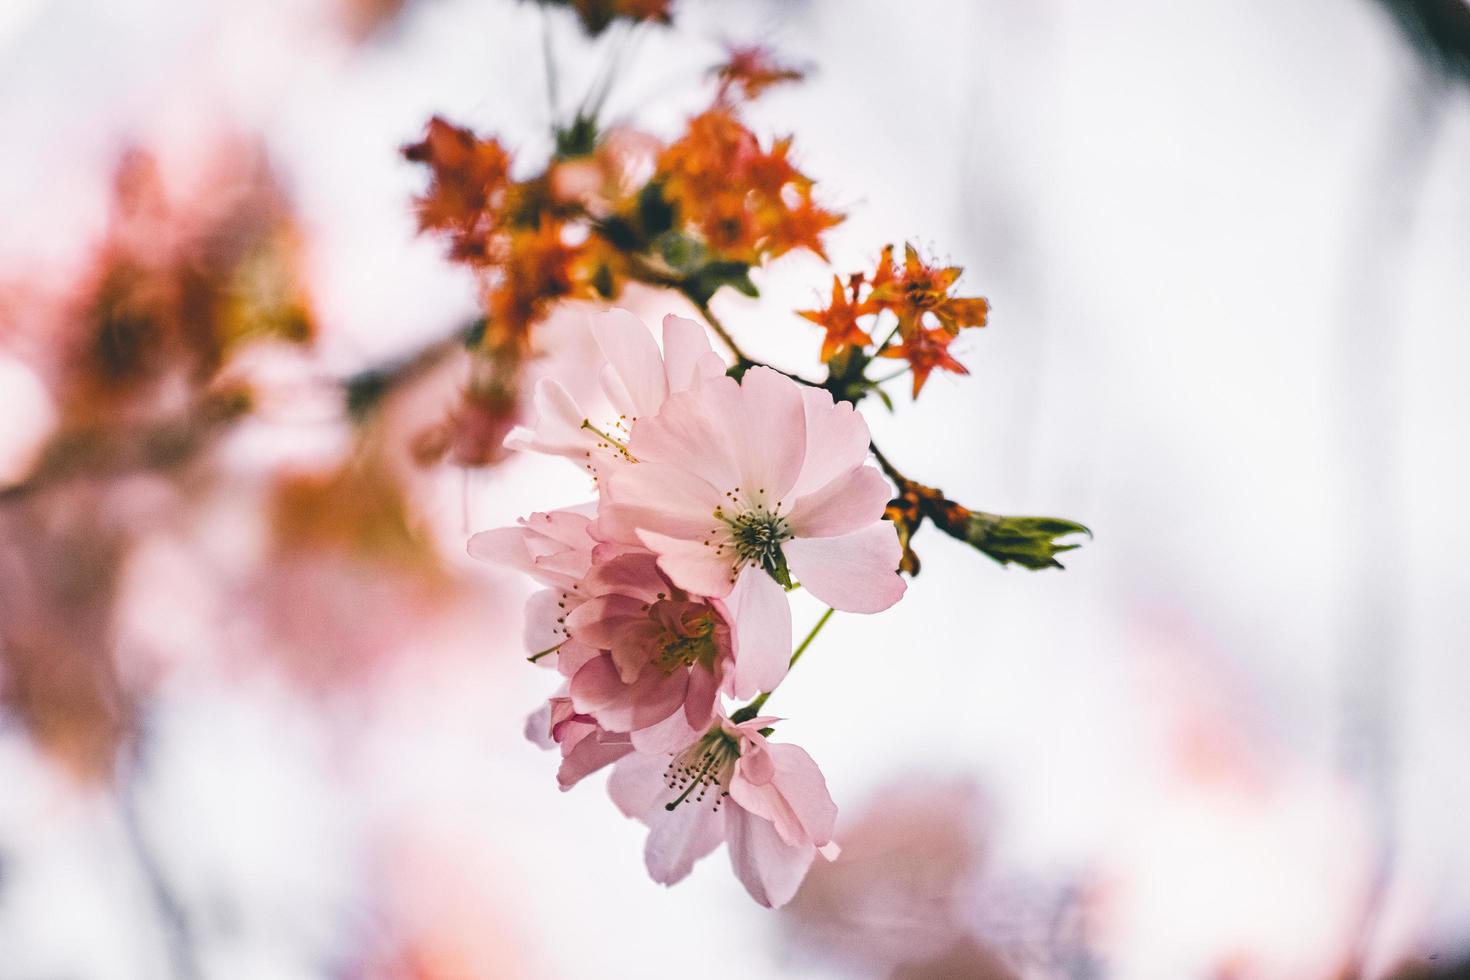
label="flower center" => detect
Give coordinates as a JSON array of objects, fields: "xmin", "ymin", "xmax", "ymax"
[
  {"xmin": 711, "ymin": 488, "xmax": 792, "ymax": 586},
  {"xmin": 664, "ymin": 728, "xmax": 740, "ymax": 811},
  {"xmin": 651, "ymin": 603, "xmax": 721, "ymax": 675}
]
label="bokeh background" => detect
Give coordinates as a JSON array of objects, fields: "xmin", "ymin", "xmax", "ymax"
[{"xmin": 2, "ymin": 1, "xmax": 1469, "ymax": 977}]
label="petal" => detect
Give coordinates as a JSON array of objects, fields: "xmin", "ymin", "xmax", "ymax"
[
  {"xmin": 627, "ymin": 378, "xmax": 742, "ymax": 490},
  {"xmin": 627, "ymin": 669, "xmax": 690, "ymax": 731},
  {"xmin": 729, "ymin": 743, "xmax": 837, "ymax": 847},
  {"xmin": 569, "ymin": 655, "xmax": 636, "ymax": 728},
  {"xmin": 783, "ymin": 523, "xmax": 906, "ymax": 613},
  {"xmin": 564, "ymin": 593, "xmax": 647, "ymax": 651},
  {"xmin": 599, "ymin": 462, "xmax": 724, "ymax": 544},
  {"xmin": 730, "ymin": 367, "xmax": 806, "ymax": 502},
  {"xmin": 523, "ymin": 701, "xmax": 555, "ymax": 749},
  {"xmin": 523, "ymin": 588, "xmax": 570, "ymax": 659},
  {"xmin": 724, "ymin": 806, "xmax": 816, "ymax": 908},
  {"xmin": 608, "ymin": 751, "xmax": 670, "ymax": 821},
  {"xmin": 783, "ymin": 464, "xmax": 892, "ymax": 539},
  {"xmin": 660, "ymin": 314, "xmax": 720, "ymax": 392},
  {"xmin": 789, "ymin": 385, "xmax": 871, "ymax": 498},
  {"xmin": 555, "ymin": 639, "xmax": 600, "ymax": 678},
  {"xmin": 581, "ymin": 551, "xmax": 667, "ymax": 603},
  {"xmin": 637, "ymin": 530, "xmax": 737, "ymax": 598},
  {"xmin": 590, "ymin": 309, "xmax": 668, "ymax": 419},
  {"xmin": 557, "ymin": 730, "xmax": 633, "ymax": 790},
  {"xmin": 630, "ymin": 708, "xmax": 701, "ymax": 755},
  {"xmin": 724, "ymin": 568, "xmax": 792, "ymax": 699},
  {"xmin": 504, "ymin": 377, "xmax": 595, "ymax": 461},
  {"xmin": 466, "ymin": 526, "xmax": 532, "ymax": 572},
  {"xmin": 644, "ymin": 798, "xmax": 726, "ymax": 885},
  {"xmin": 683, "ymin": 663, "xmax": 721, "ymax": 731}
]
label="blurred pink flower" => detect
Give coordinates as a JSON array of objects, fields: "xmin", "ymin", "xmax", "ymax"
[
  {"xmin": 608, "ymin": 715, "xmax": 838, "ymax": 908},
  {"xmin": 598, "ymin": 365, "xmax": 905, "ymax": 614},
  {"xmin": 504, "ymin": 309, "xmax": 724, "ymax": 478}
]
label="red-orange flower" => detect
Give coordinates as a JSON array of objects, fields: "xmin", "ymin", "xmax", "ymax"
[
  {"xmin": 799, "ymin": 276, "xmax": 873, "ymax": 361},
  {"xmin": 879, "ymin": 324, "xmax": 969, "ymax": 397},
  {"xmin": 869, "ymin": 243, "xmax": 989, "ymax": 335},
  {"xmin": 713, "ymin": 45, "xmax": 804, "ymax": 102},
  {"xmin": 657, "ymin": 109, "xmax": 841, "ymax": 265},
  {"xmin": 403, "ymin": 117, "xmax": 512, "ymax": 264},
  {"xmin": 483, "ymin": 222, "xmax": 584, "ymax": 354}
]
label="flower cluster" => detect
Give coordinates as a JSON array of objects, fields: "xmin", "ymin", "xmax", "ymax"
[
  {"xmin": 472, "ymin": 309, "xmax": 904, "ymax": 906},
  {"xmin": 401, "ymin": 40, "xmax": 837, "ymax": 466},
  {"xmin": 799, "ymin": 243, "xmax": 991, "ymax": 396},
  {"xmin": 414, "ymin": 5, "xmax": 1088, "ymax": 908}
]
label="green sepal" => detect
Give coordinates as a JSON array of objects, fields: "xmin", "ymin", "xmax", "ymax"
[{"xmin": 960, "ymin": 513, "xmax": 1092, "ymax": 570}]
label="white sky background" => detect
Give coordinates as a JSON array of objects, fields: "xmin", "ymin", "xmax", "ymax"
[{"xmin": 1, "ymin": 0, "xmax": 1469, "ymax": 977}]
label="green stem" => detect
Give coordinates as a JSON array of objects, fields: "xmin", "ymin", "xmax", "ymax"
[
  {"xmin": 870, "ymin": 319, "xmax": 903, "ymax": 359},
  {"xmin": 730, "ymin": 607, "xmax": 835, "ymax": 722},
  {"xmin": 867, "ymin": 363, "xmax": 911, "ymax": 385}
]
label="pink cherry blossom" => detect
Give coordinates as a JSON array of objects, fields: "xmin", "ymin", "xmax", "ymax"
[
  {"xmin": 598, "ymin": 365, "xmax": 905, "ymax": 616},
  {"xmin": 504, "ymin": 308, "xmax": 726, "ymax": 478},
  {"xmin": 608, "ymin": 715, "xmax": 840, "ymax": 908},
  {"xmin": 562, "ymin": 549, "xmax": 790, "ymax": 752},
  {"xmin": 466, "ymin": 506, "xmax": 599, "ymax": 674},
  {"xmin": 526, "ymin": 696, "xmax": 633, "ymax": 790}
]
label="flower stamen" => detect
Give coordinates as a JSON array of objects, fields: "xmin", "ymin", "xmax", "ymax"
[{"xmin": 664, "ymin": 728, "xmax": 739, "ymax": 811}]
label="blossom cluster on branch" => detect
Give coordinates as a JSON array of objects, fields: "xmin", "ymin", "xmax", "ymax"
[
  {"xmin": 474, "ymin": 310, "xmax": 901, "ymax": 904},
  {"xmin": 408, "ymin": 0, "xmax": 1091, "ymax": 906}
]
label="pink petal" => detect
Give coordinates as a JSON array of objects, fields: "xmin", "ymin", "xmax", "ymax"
[
  {"xmin": 608, "ymin": 752, "xmax": 669, "ymax": 820},
  {"xmin": 557, "ymin": 730, "xmax": 633, "ymax": 790},
  {"xmin": 555, "ymin": 639, "xmax": 600, "ymax": 678},
  {"xmin": 627, "ymin": 379, "xmax": 743, "ymax": 491},
  {"xmin": 599, "ymin": 462, "xmax": 724, "ymax": 544},
  {"xmin": 724, "ymin": 567, "xmax": 792, "ymax": 699},
  {"xmin": 525, "ymin": 506, "xmax": 598, "ymax": 550},
  {"xmin": 783, "ymin": 464, "xmax": 892, "ymax": 539},
  {"xmin": 783, "ymin": 522, "xmax": 906, "ymax": 613},
  {"xmin": 504, "ymin": 377, "xmax": 593, "ymax": 459},
  {"xmin": 630, "ymin": 709, "xmax": 701, "ymax": 755},
  {"xmin": 606, "ymin": 620, "xmax": 666, "ymax": 682},
  {"xmin": 729, "ymin": 742, "xmax": 837, "ymax": 847},
  {"xmin": 636, "ymin": 530, "xmax": 736, "ymax": 598},
  {"xmin": 523, "ymin": 701, "xmax": 555, "ymax": 749},
  {"xmin": 660, "ymin": 314, "xmax": 722, "ymax": 392},
  {"xmin": 465, "ymin": 526, "xmax": 532, "ymax": 571},
  {"xmin": 522, "ymin": 589, "xmax": 570, "ymax": 659},
  {"xmin": 569, "ymin": 655, "xmax": 636, "ymax": 729},
  {"xmin": 590, "ymin": 309, "xmax": 668, "ymax": 419},
  {"xmin": 724, "ymin": 806, "xmax": 816, "ymax": 908},
  {"xmin": 644, "ymin": 797, "xmax": 726, "ymax": 885},
  {"xmin": 790, "ymin": 385, "xmax": 871, "ymax": 498},
  {"xmin": 581, "ymin": 551, "xmax": 666, "ymax": 603},
  {"xmin": 682, "ymin": 662, "xmax": 721, "ymax": 731},
  {"xmin": 627, "ymin": 669, "xmax": 690, "ymax": 731},
  {"xmin": 564, "ymin": 593, "xmax": 646, "ymax": 651},
  {"xmin": 730, "ymin": 367, "xmax": 807, "ymax": 503}
]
